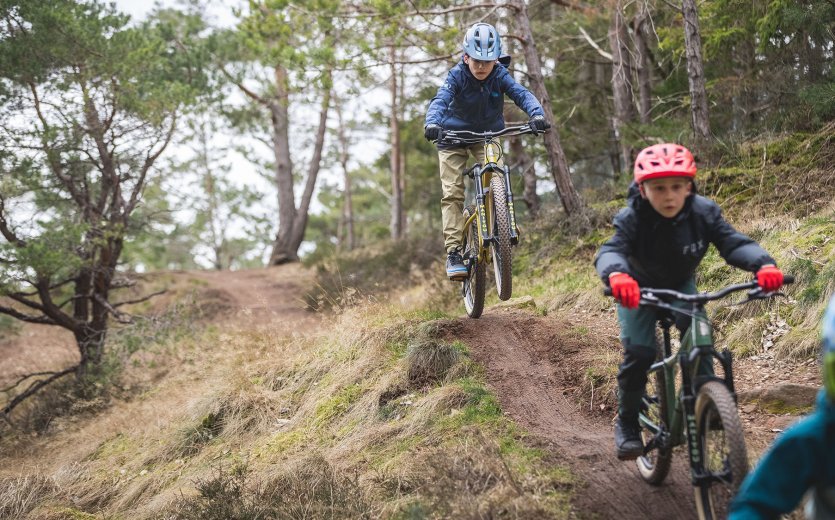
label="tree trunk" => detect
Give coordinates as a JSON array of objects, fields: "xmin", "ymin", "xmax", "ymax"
[
  {"xmin": 335, "ymin": 99, "xmax": 355, "ymax": 251},
  {"xmin": 399, "ymin": 63, "xmax": 408, "ymax": 237},
  {"xmin": 509, "ymin": 136, "xmax": 539, "ymax": 217},
  {"xmin": 288, "ymin": 77, "xmax": 331, "ymax": 256},
  {"xmin": 682, "ymin": 0, "xmax": 711, "ymax": 141},
  {"xmin": 389, "ymin": 46, "xmax": 404, "ymax": 240},
  {"xmin": 510, "ymin": 0, "xmax": 583, "ymax": 215},
  {"xmin": 268, "ymin": 67, "xmax": 332, "ymax": 264},
  {"xmin": 633, "ymin": 6, "xmax": 653, "ymax": 124},
  {"xmin": 268, "ymin": 64, "xmax": 298, "ymax": 264},
  {"xmin": 608, "ymin": 0, "xmax": 637, "ymax": 174},
  {"xmin": 196, "ymin": 117, "xmax": 224, "ymax": 270},
  {"xmin": 731, "ymin": 38, "xmax": 755, "ymax": 132}
]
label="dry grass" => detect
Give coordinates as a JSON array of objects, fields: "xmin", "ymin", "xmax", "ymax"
[
  {"xmin": 0, "ymin": 265, "xmax": 572, "ymax": 519},
  {"xmin": 0, "ymin": 475, "xmax": 57, "ymax": 519},
  {"xmin": 405, "ymin": 338, "xmax": 462, "ymax": 387}
]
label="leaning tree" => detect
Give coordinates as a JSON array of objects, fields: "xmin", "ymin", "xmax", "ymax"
[{"xmin": 0, "ymin": 0, "xmax": 207, "ymax": 415}]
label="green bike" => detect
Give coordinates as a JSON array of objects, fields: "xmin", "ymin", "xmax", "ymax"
[
  {"xmin": 608, "ymin": 276, "xmax": 793, "ymax": 519},
  {"xmin": 438, "ymin": 124, "xmax": 543, "ymax": 318}
]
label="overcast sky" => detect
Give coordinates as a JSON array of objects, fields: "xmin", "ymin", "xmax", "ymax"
[{"xmin": 111, "ymin": 0, "xmax": 238, "ymax": 27}]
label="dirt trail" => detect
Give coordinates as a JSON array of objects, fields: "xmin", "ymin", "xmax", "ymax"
[
  {"xmin": 452, "ymin": 309, "xmax": 699, "ymax": 519},
  {"xmin": 0, "ymin": 265, "xmax": 317, "ymax": 388},
  {"xmin": 188, "ymin": 265, "xmax": 317, "ymax": 328}
]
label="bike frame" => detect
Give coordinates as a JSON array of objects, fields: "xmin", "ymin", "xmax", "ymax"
[
  {"xmin": 640, "ymin": 299, "xmax": 737, "ymax": 486},
  {"xmin": 460, "ymin": 140, "xmax": 518, "ymax": 265},
  {"xmin": 443, "ymin": 125, "xmax": 534, "ymax": 268}
]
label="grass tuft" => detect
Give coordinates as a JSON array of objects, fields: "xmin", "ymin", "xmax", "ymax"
[
  {"xmin": 405, "ymin": 338, "xmax": 462, "ymax": 388},
  {"xmin": 0, "ymin": 475, "xmax": 57, "ymax": 519}
]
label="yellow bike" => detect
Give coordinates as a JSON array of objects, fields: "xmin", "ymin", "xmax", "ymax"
[{"xmin": 438, "ymin": 124, "xmax": 544, "ymax": 318}]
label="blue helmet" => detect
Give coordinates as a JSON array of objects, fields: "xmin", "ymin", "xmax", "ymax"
[
  {"xmin": 822, "ymin": 296, "xmax": 835, "ymax": 401},
  {"xmin": 462, "ymin": 23, "xmax": 501, "ymax": 61}
]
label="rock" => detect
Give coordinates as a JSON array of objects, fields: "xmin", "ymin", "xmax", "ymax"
[
  {"xmin": 738, "ymin": 383, "xmax": 820, "ymax": 414},
  {"xmin": 490, "ymin": 295, "xmax": 537, "ymax": 311}
]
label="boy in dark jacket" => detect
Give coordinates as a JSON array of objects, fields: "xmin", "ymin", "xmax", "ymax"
[
  {"xmin": 729, "ymin": 296, "xmax": 835, "ymax": 520},
  {"xmin": 424, "ymin": 22, "xmax": 549, "ymax": 280},
  {"xmin": 595, "ymin": 143, "xmax": 785, "ymax": 460}
]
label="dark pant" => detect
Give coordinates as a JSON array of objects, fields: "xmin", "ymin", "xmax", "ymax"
[{"xmin": 616, "ymin": 278, "xmax": 696, "ymax": 420}]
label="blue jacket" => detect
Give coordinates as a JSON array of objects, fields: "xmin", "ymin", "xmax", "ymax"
[
  {"xmin": 595, "ymin": 183, "xmax": 775, "ymax": 288},
  {"xmin": 424, "ymin": 57, "xmax": 544, "ymax": 148},
  {"xmin": 729, "ymin": 390, "xmax": 835, "ymax": 519}
]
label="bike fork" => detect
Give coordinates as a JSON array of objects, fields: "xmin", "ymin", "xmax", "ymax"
[
  {"xmin": 502, "ymin": 165, "xmax": 519, "ymax": 245},
  {"xmin": 680, "ymin": 354, "xmax": 707, "ymax": 485},
  {"xmin": 473, "ymin": 167, "xmax": 491, "ymax": 245}
]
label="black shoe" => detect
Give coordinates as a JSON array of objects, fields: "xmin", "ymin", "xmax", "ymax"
[
  {"xmin": 446, "ymin": 249, "xmax": 468, "ymax": 280},
  {"xmin": 615, "ymin": 416, "xmax": 644, "ymax": 460}
]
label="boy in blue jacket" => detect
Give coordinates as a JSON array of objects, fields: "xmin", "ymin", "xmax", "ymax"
[
  {"xmin": 595, "ymin": 143, "xmax": 784, "ymax": 460},
  {"xmin": 728, "ymin": 296, "xmax": 835, "ymax": 519},
  {"xmin": 424, "ymin": 22, "xmax": 549, "ymax": 280}
]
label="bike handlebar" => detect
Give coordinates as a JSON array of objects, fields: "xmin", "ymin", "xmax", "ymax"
[
  {"xmin": 435, "ymin": 124, "xmax": 544, "ymax": 145},
  {"xmin": 602, "ymin": 275, "xmax": 795, "ymax": 304}
]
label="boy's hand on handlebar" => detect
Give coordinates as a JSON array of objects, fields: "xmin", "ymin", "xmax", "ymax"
[
  {"xmin": 424, "ymin": 124, "xmax": 442, "ymax": 142},
  {"xmin": 609, "ymin": 272, "xmax": 640, "ymax": 309},
  {"xmin": 528, "ymin": 115, "xmax": 550, "ymax": 132},
  {"xmin": 756, "ymin": 265, "xmax": 784, "ymax": 292}
]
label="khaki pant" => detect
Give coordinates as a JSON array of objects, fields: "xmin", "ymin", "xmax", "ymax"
[{"xmin": 438, "ymin": 143, "xmax": 503, "ymax": 253}]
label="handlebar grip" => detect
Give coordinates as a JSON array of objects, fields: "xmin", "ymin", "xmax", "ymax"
[
  {"xmin": 784, "ymin": 274, "xmax": 795, "ymax": 284},
  {"xmin": 603, "ymin": 287, "xmax": 612, "ymax": 297}
]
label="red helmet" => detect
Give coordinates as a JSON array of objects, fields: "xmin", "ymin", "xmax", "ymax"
[{"xmin": 633, "ymin": 143, "xmax": 697, "ymax": 184}]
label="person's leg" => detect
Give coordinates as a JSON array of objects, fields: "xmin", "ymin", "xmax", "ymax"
[
  {"xmin": 439, "ymin": 148, "xmax": 469, "ymax": 252},
  {"xmin": 615, "ymin": 304, "xmax": 659, "ymax": 459},
  {"xmin": 438, "ymin": 148, "xmax": 469, "ymax": 278}
]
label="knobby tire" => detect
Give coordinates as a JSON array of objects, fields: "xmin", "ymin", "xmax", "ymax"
[
  {"xmin": 462, "ymin": 206, "xmax": 486, "ymax": 319},
  {"xmin": 636, "ymin": 341, "xmax": 673, "ymax": 485},
  {"xmin": 489, "ymin": 174, "xmax": 513, "ymax": 301},
  {"xmin": 693, "ymin": 381, "xmax": 749, "ymax": 520}
]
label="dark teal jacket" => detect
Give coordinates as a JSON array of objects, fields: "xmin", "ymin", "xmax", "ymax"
[
  {"xmin": 729, "ymin": 390, "xmax": 835, "ymax": 519},
  {"xmin": 595, "ymin": 183, "xmax": 776, "ymax": 289}
]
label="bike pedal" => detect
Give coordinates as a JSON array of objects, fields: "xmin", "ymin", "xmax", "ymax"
[
  {"xmin": 449, "ymin": 274, "xmax": 469, "ymax": 282},
  {"xmin": 616, "ymin": 449, "xmax": 642, "ymax": 461}
]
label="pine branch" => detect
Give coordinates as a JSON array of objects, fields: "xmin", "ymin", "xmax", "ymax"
[
  {"xmin": 0, "ymin": 304, "xmax": 56, "ymax": 324},
  {"xmin": 1, "ymin": 365, "xmax": 78, "ymax": 417},
  {"xmin": 93, "ymin": 293, "xmax": 133, "ymax": 323},
  {"xmin": 112, "ymin": 289, "xmax": 166, "ymax": 308}
]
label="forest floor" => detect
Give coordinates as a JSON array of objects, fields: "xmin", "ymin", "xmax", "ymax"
[{"xmin": 0, "ymin": 264, "xmax": 821, "ymax": 519}]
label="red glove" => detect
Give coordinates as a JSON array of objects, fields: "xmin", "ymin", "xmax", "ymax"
[
  {"xmin": 609, "ymin": 272, "xmax": 640, "ymax": 309},
  {"xmin": 756, "ymin": 265, "xmax": 784, "ymax": 292}
]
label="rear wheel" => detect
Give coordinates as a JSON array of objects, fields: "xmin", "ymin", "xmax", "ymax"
[
  {"xmin": 489, "ymin": 174, "xmax": 513, "ymax": 301},
  {"xmin": 693, "ymin": 381, "xmax": 748, "ymax": 520},
  {"xmin": 636, "ymin": 345, "xmax": 672, "ymax": 485},
  {"xmin": 462, "ymin": 205, "xmax": 486, "ymax": 319}
]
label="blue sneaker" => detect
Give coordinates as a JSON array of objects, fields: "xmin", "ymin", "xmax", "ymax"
[{"xmin": 446, "ymin": 249, "xmax": 468, "ymax": 280}]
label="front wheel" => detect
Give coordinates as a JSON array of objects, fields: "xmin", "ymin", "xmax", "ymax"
[
  {"xmin": 636, "ymin": 345, "xmax": 672, "ymax": 484},
  {"xmin": 489, "ymin": 174, "xmax": 513, "ymax": 301},
  {"xmin": 462, "ymin": 206, "xmax": 486, "ymax": 319},
  {"xmin": 693, "ymin": 381, "xmax": 749, "ymax": 520}
]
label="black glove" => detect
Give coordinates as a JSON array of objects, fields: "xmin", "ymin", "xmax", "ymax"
[
  {"xmin": 528, "ymin": 115, "xmax": 550, "ymax": 132},
  {"xmin": 424, "ymin": 124, "xmax": 442, "ymax": 142}
]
